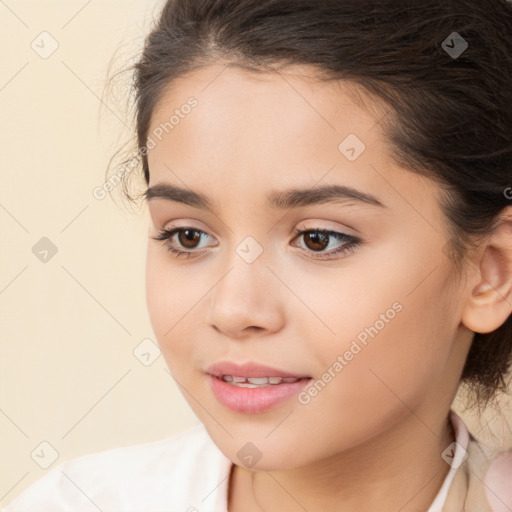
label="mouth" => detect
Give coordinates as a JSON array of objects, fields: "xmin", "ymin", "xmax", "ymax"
[{"xmin": 205, "ymin": 362, "xmax": 313, "ymax": 413}]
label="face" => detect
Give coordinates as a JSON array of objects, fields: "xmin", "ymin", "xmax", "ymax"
[{"xmin": 144, "ymin": 63, "xmax": 472, "ymax": 470}]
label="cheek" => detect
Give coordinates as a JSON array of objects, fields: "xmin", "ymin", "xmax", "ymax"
[
  {"xmin": 145, "ymin": 247, "xmax": 203, "ymax": 367},
  {"xmin": 293, "ymin": 255, "xmax": 456, "ymax": 420}
]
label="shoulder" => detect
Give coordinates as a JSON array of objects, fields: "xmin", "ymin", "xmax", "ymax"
[
  {"xmin": 442, "ymin": 412, "xmax": 512, "ymax": 511},
  {"xmin": 463, "ymin": 436, "xmax": 512, "ymax": 511},
  {"xmin": 2, "ymin": 423, "xmax": 232, "ymax": 512}
]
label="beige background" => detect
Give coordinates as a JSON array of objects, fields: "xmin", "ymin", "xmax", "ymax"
[{"xmin": 0, "ymin": 0, "xmax": 511, "ymax": 507}]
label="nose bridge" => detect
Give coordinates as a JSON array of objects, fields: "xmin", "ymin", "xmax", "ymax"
[
  {"xmin": 205, "ymin": 234, "xmax": 284, "ymax": 335},
  {"xmin": 212, "ymin": 234, "xmax": 271, "ymax": 309}
]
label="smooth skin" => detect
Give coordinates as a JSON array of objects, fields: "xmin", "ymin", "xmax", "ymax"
[{"xmin": 144, "ymin": 62, "xmax": 512, "ymax": 512}]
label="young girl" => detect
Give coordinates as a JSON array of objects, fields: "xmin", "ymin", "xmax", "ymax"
[{"xmin": 4, "ymin": 0, "xmax": 512, "ymax": 510}]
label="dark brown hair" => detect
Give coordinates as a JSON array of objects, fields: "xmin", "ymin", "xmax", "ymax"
[{"xmin": 106, "ymin": 0, "xmax": 512, "ymax": 410}]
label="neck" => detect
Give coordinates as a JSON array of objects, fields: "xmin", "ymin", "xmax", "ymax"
[{"xmin": 229, "ymin": 409, "xmax": 455, "ymax": 512}]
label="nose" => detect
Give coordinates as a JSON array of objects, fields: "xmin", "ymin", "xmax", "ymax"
[{"xmin": 205, "ymin": 255, "xmax": 285, "ymax": 339}]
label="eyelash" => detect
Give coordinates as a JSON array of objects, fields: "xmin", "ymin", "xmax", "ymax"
[{"xmin": 151, "ymin": 226, "xmax": 362, "ymax": 261}]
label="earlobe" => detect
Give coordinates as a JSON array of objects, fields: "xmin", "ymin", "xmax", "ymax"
[{"xmin": 461, "ymin": 211, "xmax": 512, "ymax": 334}]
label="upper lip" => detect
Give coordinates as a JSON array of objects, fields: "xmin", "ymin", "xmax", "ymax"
[{"xmin": 206, "ymin": 361, "xmax": 310, "ymax": 379}]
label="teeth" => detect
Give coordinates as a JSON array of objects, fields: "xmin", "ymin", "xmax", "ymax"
[
  {"xmin": 247, "ymin": 377, "xmax": 270, "ymax": 385},
  {"xmin": 220, "ymin": 375, "xmax": 301, "ymax": 386}
]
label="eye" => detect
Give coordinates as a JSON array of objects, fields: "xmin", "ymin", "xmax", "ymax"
[
  {"xmin": 291, "ymin": 227, "xmax": 362, "ymax": 260},
  {"xmin": 151, "ymin": 227, "xmax": 215, "ymax": 259},
  {"xmin": 151, "ymin": 226, "xmax": 362, "ymax": 261}
]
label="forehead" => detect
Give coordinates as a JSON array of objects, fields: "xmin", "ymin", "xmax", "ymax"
[
  {"xmin": 147, "ymin": 64, "xmax": 389, "ymax": 174},
  {"xmin": 148, "ymin": 62, "xmax": 386, "ymax": 137}
]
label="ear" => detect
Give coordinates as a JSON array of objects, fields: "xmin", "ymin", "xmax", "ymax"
[{"xmin": 461, "ymin": 208, "xmax": 512, "ymax": 334}]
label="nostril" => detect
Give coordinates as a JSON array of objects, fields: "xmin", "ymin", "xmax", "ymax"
[{"xmin": 245, "ymin": 326, "xmax": 263, "ymax": 333}]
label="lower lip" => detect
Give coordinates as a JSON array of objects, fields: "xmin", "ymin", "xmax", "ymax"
[{"xmin": 208, "ymin": 375, "xmax": 311, "ymax": 414}]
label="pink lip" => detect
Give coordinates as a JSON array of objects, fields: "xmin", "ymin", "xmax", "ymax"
[
  {"xmin": 208, "ymin": 375, "xmax": 311, "ymax": 414},
  {"xmin": 205, "ymin": 360, "xmax": 310, "ymax": 379}
]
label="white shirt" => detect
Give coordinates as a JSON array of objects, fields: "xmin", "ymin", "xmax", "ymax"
[{"xmin": 0, "ymin": 410, "xmax": 495, "ymax": 512}]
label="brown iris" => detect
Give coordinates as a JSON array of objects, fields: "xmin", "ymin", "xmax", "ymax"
[
  {"xmin": 178, "ymin": 229, "xmax": 202, "ymax": 249},
  {"xmin": 302, "ymin": 231, "xmax": 329, "ymax": 252}
]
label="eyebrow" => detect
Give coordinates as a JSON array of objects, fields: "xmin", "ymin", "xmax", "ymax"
[{"xmin": 143, "ymin": 183, "xmax": 386, "ymax": 211}]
